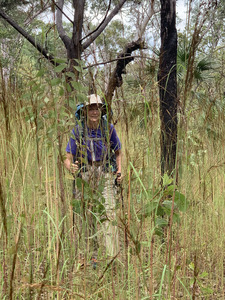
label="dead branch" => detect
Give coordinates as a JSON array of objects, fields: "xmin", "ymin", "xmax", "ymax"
[{"xmin": 105, "ymin": 39, "xmax": 145, "ymax": 103}]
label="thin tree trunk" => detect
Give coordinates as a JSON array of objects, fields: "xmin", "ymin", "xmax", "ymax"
[{"xmin": 158, "ymin": 0, "xmax": 177, "ymax": 176}]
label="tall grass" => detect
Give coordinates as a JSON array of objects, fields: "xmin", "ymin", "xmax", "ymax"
[{"xmin": 1, "ymin": 70, "xmax": 225, "ymax": 299}]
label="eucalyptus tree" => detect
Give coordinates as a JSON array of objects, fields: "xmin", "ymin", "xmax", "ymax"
[
  {"xmin": 0, "ymin": 0, "xmax": 156, "ymax": 103},
  {"xmin": 157, "ymin": 0, "xmax": 221, "ymax": 176},
  {"xmin": 158, "ymin": 0, "xmax": 177, "ymax": 176}
]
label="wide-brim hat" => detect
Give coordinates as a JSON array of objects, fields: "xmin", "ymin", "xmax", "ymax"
[{"xmin": 85, "ymin": 94, "xmax": 103, "ymax": 106}]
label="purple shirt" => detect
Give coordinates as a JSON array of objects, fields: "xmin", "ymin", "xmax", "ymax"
[{"xmin": 66, "ymin": 123, "xmax": 121, "ymax": 162}]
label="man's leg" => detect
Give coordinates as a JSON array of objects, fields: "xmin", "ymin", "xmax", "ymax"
[{"xmin": 102, "ymin": 173, "xmax": 119, "ymax": 257}]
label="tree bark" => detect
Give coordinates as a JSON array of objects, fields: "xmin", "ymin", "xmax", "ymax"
[
  {"xmin": 55, "ymin": 0, "xmax": 84, "ymax": 69},
  {"xmin": 106, "ymin": 39, "xmax": 144, "ymax": 101},
  {"xmin": 105, "ymin": 39, "xmax": 145, "ymax": 120},
  {"xmin": 158, "ymin": 0, "xmax": 177, "ymax": 176}
]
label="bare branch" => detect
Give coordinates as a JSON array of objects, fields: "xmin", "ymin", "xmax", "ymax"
[
  {"xmin": 56, "ymin": 0, "xmax": 71, "ymax": 48},
  {"xmin": 52, "ymin": 0, "xmax": 74, "ymax": 24},
  {"xmin": 81, "ymin": 0, "xmax": 112, "ymax": 42},
  {"xmin": 135, "ymin": 0, "xmax": 155, "ymax": 40},
  {"xmin": 24, "ymin": 1, "xmax": 51, "ymax": 25},
  {"xmin": 84, "ymin": 55, "xmax": 157, "ymax": 69},
  {"xmin": 0, "ymin": 9, "xmax": 58, "ymax": 67},
  {"xmin": 105, "ymin": 39, "xmax": 145, "ymax": 103},
  {"xmin": 82, "ymin": 0, "xmax": 127, "ymax": 50}
]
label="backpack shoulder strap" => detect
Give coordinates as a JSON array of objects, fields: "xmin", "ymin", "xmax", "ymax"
[{"xmin": 101, "ymin": 116, "xmax": 110, "ymax": 141}]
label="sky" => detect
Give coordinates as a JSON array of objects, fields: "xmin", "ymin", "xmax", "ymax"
[
  {"xmin": 42, "ymin": 0, "xmax": 188, "ymax": 32},
  {"xmin": 177, "ymin": 0, "xmax": 188, "ymax": 31}
]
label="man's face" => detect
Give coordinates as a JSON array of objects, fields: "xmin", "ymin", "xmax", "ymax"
[{"xmin": 87, "ymin": 104, "xmax": 101, "ymax": 122}]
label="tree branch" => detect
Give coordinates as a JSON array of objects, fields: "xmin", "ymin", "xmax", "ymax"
[
  {"xmin": 56, "ymin": 0, "xmax": 71, "ymax": 48},
  {"xmin": 24, "ymin": 1, "xmax": 51, "ymax": 25},
  {"xmin": 0, "ymin": 9, "xmax": 58, "ymax": 67},
  {"xmin": 135, "ymin": 0, "xmax": 155, "ymax": 40},
  {"xmin": 52, "ymin": 0, "xmax": 74, "ymax": 24},
  {"xmin": 84, "ymin": 55, "xmax": 157, "ymax": 69},
  {"xmin": 105, "ymin": 39, "xmax": 145, "ymax": 103},
  {"xmin": 80, "ymin": 0, "xmax": 112, "ymax": 42},
  {"xmin": 82, "ymin": 0, "xmax": 127, "ymax": 50}
]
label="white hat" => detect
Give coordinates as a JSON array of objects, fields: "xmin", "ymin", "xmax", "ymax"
[{"xmin": 85, "ymin": 94, "xmax": 103, "ymax": 106}]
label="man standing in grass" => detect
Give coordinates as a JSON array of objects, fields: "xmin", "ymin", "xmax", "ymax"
[{"xmin": 64, "ymin": 94, "xmax": 122, "ymax": 261}]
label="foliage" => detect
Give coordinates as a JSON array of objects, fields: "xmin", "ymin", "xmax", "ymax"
[
  {"xmin": 95, "ymin": 20, "xmax": 133, "ymax": 56},
  {"xmin": 1, "ymin": 1, "xmax": 225, "ymax": 299},
  {"xmin": 177, "ymin": 35, "xmax": 214, "ymax": 84},
  {"xmin": 1, "ymin": 49, "xmax": 225, "ymax": 298},
  {"xmin": 137, "ymin": 173, "xmax": 188, "ymax": 236}
]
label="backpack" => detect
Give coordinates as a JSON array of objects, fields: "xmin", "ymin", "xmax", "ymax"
[{"xmin": 74, "ymin": 103, "xmax": 117, "ymax": 173}]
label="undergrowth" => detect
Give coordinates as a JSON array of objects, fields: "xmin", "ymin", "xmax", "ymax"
[{"xmin": 0, "ymin": 68, "xmax": 225, "ymax": 299}]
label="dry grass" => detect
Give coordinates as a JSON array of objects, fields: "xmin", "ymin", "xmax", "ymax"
[{"xmin": 1, "ymin": 73, "xmax": 225, "ymax": 300}]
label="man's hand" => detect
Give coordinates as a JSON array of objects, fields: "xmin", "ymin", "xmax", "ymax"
[
  {"xmin": 70, "ymin": 161, "xmax": 79, "ymax": 175},
  {"xmin": 115, "ymin": 172, "xmax": 122, "ymax": 185}
]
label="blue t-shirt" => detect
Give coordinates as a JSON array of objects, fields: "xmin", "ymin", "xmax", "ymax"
[{"xmin": 66, "ymin": 123, "xmax": 121, "ymax": 163}]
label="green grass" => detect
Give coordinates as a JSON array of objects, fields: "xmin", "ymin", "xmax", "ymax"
[{"xmin": 1, "ymin": 80, "xmax": 225, "ymax": 299}]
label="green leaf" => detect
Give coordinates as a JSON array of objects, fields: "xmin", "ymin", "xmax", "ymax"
[
  {"xmin": 44, "ymin": 97, "xmax": 50, "ymax": 103},
  {"xmin": 174, "ymin": 191, "xmax": 188, "ymax": 212},
  {"xmin": 190, "ymin": 278, "xmax": 194, "ymax": 286},
  {"xmin": 155, "ymin": 217, "xmax": 168, "ymax": 228},
  {"xmin": 74, "ymin": 59, "xmax": 85, "ymax": 66},
  {"xmin": 51, "ymin": 78, "xmax": 61, "ymax": 86},
  {"xmin": 156, "ymin": 204, "xmax": 165, "ymax": 216},
  {"xmin": 166, "ymin": 184, "xmax": 176, "ymax": 194},
  {"xmin": 135, "ymin": 240, "xmax": 141, "ymax": 254},
  {"xmin": 199, "ymin": 271, "xmax": 208, "ymax": 278},
  {"xmin": 162, "ymin": 200, "xmax": 172, "ymax": 215},
  {"xmin": 53, "ymin": 58, "xmax": 67, "ymax": 64},
  {"xmin": 162, "ymin": 173, "xmax": 173, "ymax": 186},
  {"xmin": 162, "ymin": 200, "xmax": 173, "ymax": 209},
  {"xmin": 66, "ymin": 83, "xmax": 72, "ymax": 92},
  {"xmin": 76, "ymin": 177, "xmax": 89, "ymax": 190},
  {"xmin": 65, "ymin": 71, "xmax": 76, "ymax": 79},
  {"xmin": 138, "ymin": 200, "xmax": 158, "ymax": 220},
  {"xmin": 71, "ymin": 81, "xmax": 84, "ymax": 91},
  {"xmin": 55, "ymin": 63, "xmax": 67, "ymax": 72},
  {"xmin": 154, "ymin": 227, "xmax": 164, "ymax": 237},
  {"xmin": 36, "ymin": 69, "xmax": 45, "ymax": 77},
  {"xmin": 59, "ymin": 87, "xmax": 64, "ymax": 96},
  {"xmin": 77, "ymin": 93, "xmax": 88, "ymax": 103},
  {"xmin": 71, "ymin": 199, "xmax": 81, "ymax": 214},
  {"xmin": 74, "ymin": 65, "xmax": 82, "ymax": 72},
  {"xmin": 189, "ymin": 262, "xmax": 194, "ymax": 271},
  {"xmin": 20, "ymin": 107, "xmax": 26, "ymax": 113},
  {"xmin": 172, "ymin": 212, "xmax": 180, "ymax": 223},
  {"xmin": 69, "ymin": 99, "xmax": 76, "ymax": 110},
  {"xmin": 31, "ymin": 84, "xmax": 39, "ymax": 92},
  {"xmin": 200, "ymin": 286, "xmax": 213, "ymax": 295}
]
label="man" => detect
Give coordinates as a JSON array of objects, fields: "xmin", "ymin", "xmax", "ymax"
[{"xmin": 64, "ymin": 94, "xmax": 122, "ymax": 259}]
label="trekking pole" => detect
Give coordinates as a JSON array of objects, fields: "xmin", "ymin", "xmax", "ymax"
[
  {"xmin": 115, "ymin": 173, "xmax": 128, "ymax": 248},
  {"xmin": 115, "ymin": 172, "xmax": 123, "ymax": 207}
]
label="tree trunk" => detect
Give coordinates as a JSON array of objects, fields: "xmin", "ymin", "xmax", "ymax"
[{"xmin": 158, "ymin": 0, "xmax": 177, "ymax": 176}]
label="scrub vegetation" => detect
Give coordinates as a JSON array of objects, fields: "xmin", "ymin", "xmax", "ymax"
[
  {"xmin": 1, "ymin": 55, "xmax": 225, "ymax": 299},
  {"xmin": 1, "ymin": 0, "xmax": 225, "ymax": 299}
]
